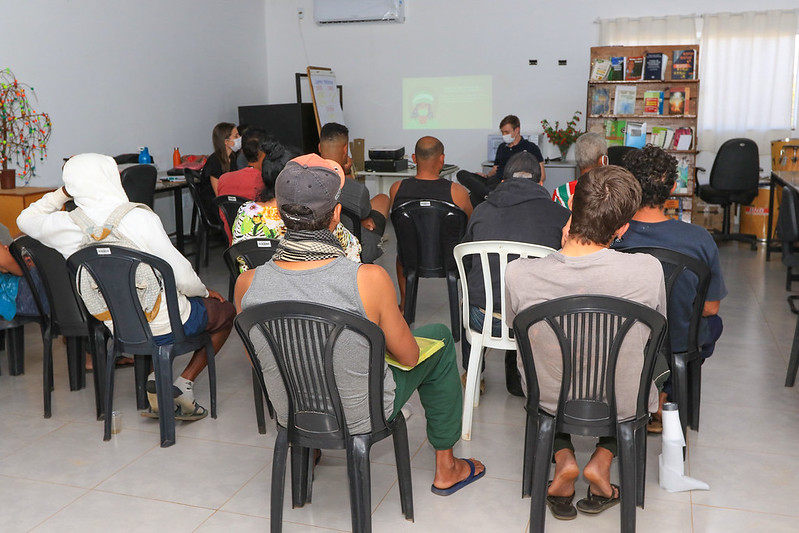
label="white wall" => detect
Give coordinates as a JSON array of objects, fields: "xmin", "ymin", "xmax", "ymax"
[
  {"xmin": 0, "ymin": 0, "xmax": 268, "ymax": 187},
  {"xmin": 264, "ymin": 0, "xmax": 798, "ymax": 174}
]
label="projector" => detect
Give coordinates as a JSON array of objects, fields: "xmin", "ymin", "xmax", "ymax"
[
  {"xmin": 368, "ymin": 146, "xmax": 405, "ymax": 160},
  {"xmin": 364, "ymin": 159, "xmax": 409, "ymax": 172}
]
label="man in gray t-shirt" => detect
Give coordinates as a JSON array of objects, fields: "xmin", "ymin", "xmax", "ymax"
[{"xmin": 505, "ymin": 166, "xmax": 666, "ymax": 519}]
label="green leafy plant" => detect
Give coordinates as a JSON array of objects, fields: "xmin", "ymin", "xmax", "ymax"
[
  {"xmin": 541, "ymin": 111, "xmax": 582, "ymax": 157},
  {"xmin": 0, "ymin": 68, "xmax": 52, "ymax": 183}
]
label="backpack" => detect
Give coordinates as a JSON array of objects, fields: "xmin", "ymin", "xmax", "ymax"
[{"xmin": 69, "ymin": 203, "xmax": 164, "ymax": 322}]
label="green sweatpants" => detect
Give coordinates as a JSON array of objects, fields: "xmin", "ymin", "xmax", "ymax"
[{"xmin": 389, "ymin": 323, "xmax": 462, "ymax": 450}]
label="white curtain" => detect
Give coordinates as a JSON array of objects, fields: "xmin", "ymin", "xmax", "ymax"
[
  {"xmin": 699, "ymin": 10, "xmax": 798, "ymax": 152},
  {"xmin": 599, "ymin": 15, "xmax": 698, "ymax": 46}
]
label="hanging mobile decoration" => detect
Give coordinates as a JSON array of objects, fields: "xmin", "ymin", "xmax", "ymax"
[{"xmin": 0, "ymin": 68, "xmax": 52, "ymax": 187}]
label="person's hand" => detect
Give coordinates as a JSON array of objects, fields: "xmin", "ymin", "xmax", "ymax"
[
  {"xmin": 207, "ymin": 289, "xmax": 225, "ymax": 302},
  {"xmin": 343, "ymin": 155, "xmax": 354, "ymax": 177},
  {"xmin": 361, "ymin": 217, "xmax": 376, "ymax": 231}
]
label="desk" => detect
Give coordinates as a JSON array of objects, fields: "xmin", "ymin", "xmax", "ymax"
[
  {"xmin": 155, "ymin": 178, "xmax": 188, "ymax": 254},
  {"xmin": 766, "ymin": 170, "xmax": 799, "ymax": 261},
  {"xmin": 0, "ymin": 187, "xmax": 57, "ymax": 237},
  {"xmin": 356, "ymin": 165, "xmax": 459, "ymax": 196}
]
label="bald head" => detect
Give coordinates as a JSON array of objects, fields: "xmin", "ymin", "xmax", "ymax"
[{"xmin": 413, "ymin": 136, "xmax": 445, "ymax": 176}]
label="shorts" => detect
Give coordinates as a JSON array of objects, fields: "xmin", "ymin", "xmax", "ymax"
[{"xmin": 153, "ymin": 296, "xmax": 235, "ymax": 346}]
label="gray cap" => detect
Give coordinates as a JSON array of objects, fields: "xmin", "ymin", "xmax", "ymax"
[
  {"xmin": 503, "ymin": 151, "xmax": 541, "ymax": 181},
  {"xmin": 275, "ymin": 154, "xmax": 345, "ymax": 222}
]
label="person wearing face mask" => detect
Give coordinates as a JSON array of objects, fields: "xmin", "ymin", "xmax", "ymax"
[
  {"xmin": 551, "ymin": 132, "xmax": 609, "ymax": 209},
  {"xmin": 456, "ymin": 114, "xmax": 545, "ymax": 206},
  {"xmin": 202, "ymin": 122, "xmax": 241, "ymax": 194}
]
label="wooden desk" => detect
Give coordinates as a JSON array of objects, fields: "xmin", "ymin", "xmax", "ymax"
[
  {"xmin": 0, "ymin": 187, "xmax": 56, "ymax": 237},
  {"xmin": 766, "ymin": 170, "xmax": 799, "ymax": 261},
  {"xmin": 154, "ymin": 178, "xmax": 188, "ymax": 254}
]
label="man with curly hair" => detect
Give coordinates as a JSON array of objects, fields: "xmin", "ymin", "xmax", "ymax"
[{"xmin": 612, "ymin": 144, "xmax": 726, "ymax": 432}]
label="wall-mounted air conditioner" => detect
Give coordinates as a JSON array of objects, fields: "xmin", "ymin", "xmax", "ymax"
[{"xmin": 314, "ymin": 0, "xmax": 405, "ymax": 24}]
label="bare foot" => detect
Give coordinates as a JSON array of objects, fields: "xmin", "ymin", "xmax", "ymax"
[
  {"xmin": 582, "ymin": 447, "xmax": 614, "ymax": 498},
  {"xmin": 549, "ymin": 449, "xmax": 579, "ymax": 497},
  {"xmin": 432, "ymin": 453, "xmax": 485, "ymax": 489}
]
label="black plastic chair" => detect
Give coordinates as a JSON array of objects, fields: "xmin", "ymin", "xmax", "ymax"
[
  {"xmin": 235, "ymin": 301, "xmax": 414, "ymax": 533},
  {"xmin": 67, "ymin": 245, "xmax": 217, "ymax": 447},
  {"xmin": 222, "ymin": 238, "xmax": 280, "ymax": 433},
  {"xmin": 114, "ymin": 153, "xmax": 156, "ymax": 165},
  {"xmin": 11, "ymin": 236, "xmax": 109, "ymax": 419},
  {"xmin": 339, "ymin": 205, "xmax": 363, "ymax": 241},
  {"xmin": 696, "ymin": 138, "xmax": 760, "ymax": 249},
  {"xmin": 621, "ymin": 247, "xmax": 711, "ymax": 435},
  {"xmin": 120, "ymin": 164, "xmax": 157, "ymax": 208},
  {"xmin": 184, "ymin": 168, "xmax": 225, "ymax": 271},
  {"xmin": 391, "ymin": 199, "xmax": 467, "ymax": 341},
  {"xmin": 514, "ymin": 295, "xmax": 667, "ymax": 533},
  {"xmin": 212, "ymin": 194, "xmax": 250, "ymax": 245},
  {"xmin": 777, "ymin": 186, "xmax": 799, "ymax": 293}
]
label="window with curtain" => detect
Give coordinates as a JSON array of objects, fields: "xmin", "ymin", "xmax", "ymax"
[{"xmin": 599, "ymin": 11, "xmax": 798, "ymax": 154}]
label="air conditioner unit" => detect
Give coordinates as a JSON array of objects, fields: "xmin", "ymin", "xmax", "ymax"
[{"xmin": 314, "ymin": 0, "xmax": 405, "ymax": 24}]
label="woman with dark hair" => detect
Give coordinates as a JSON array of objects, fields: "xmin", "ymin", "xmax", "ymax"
[
  {"xmin": 230, "ymin": 140, "xmax": 361, "ymax": 268},
  {"xmin": 203, "ymin": 122, "xmax": 241, "ymax": 194}
]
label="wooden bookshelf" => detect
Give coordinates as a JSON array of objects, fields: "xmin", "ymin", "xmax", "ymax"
[{"xmin": 587, "ymin": 44, "xmax": 700, "ymax": 222}]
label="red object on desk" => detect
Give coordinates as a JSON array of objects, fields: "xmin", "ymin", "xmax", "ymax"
[{"xmin": 173, "ymin": 147, "xmax": 182, "ymax": 168}]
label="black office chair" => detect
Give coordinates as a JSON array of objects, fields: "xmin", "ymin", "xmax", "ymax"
[
  {"xmin": 212, "ymin": 194, "xmax": 250, "ymax": 245},
  {"xmin": 235, "ymin": 301, "xmax": 413, "ymax": 533},
  {"xmin": 184, "ymin": 168, "xmax": 225, "ymax": 271},
  {"xmin": 514, "ymin": 295, "xmax": 667, "ymax": 533},
  {"xmin": 621, "ymin": 247, "xmax": 711, "ymax": 435},
  {"xmin": 391, "ymin": 200, "xmax": 468, "ymax": 341},
  {"xmin": 67, "ymin": 245, "xmax": 218, "ymax": 447},
  {"xmin": 339, "ymin": 205, "xmax": 363, "ymax": 241},
  {"xmin": 777, "ymin": 186, "xmax": 799, "ymax": 294},
  {"xmin": 11, "ymin": 236, "xmax": 108, "ymax": 419},
  {"xmin": 608, "ymin": 145, "xmax": 639, "ymax": 166},
  {"xmin": 113, "ymin": 153, "xmax": 156, "ymax": 166},
  {"xmin": 696, "ymin": 138, "xmax": 760, "ymax": 249},
  {"xmin": 120, "ymin": 164, "xmax": 157, "ymax": 208},
  {"xmin": 222, "ymin": 238, "xmax": 280, "ymax": 434}
]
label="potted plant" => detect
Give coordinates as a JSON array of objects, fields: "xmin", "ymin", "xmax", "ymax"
[
  {"xmin": 0, "ymin": 68, "xmax": 52, "ymax": 189},
  {"xmin": 541, "ymin": 111, "xmax": 582, "ymax": 161}
]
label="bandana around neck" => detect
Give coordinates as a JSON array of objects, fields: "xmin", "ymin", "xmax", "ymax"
[{"xmin": 272, "ymin": 229, "xmax": 345, "ymax": 262}]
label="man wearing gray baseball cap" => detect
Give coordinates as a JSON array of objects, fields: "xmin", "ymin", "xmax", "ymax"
[{"xmin": 236, "ymin": 153, "xmax": 485, "ymax": 497}]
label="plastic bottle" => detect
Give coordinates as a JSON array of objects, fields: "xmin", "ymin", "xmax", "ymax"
[
  {"xmin": 173, "ymin": 147, "xmax": 181, "ymax": 167},
  {"xmin": 138, "ymin": 147, "xmax": 151, "ymax": 165}
]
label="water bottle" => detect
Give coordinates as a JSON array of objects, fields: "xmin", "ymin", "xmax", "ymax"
[
  {"xmin": 173, "ymin": 147, "xmax": 182, "ymax": 167},
  {"xmin": 138, "ymin": 147, "xmax": 151, "ymax": 165}
]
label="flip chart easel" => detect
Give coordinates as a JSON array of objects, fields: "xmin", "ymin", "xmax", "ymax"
[{"xmin": 307, "ymin": 66, "xmax": 345, "ymax": 132}]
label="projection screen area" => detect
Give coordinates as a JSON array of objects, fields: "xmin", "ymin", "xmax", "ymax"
[{"xmin": 402, "ymin": 75, "xmax": 492, "ymax": 130}]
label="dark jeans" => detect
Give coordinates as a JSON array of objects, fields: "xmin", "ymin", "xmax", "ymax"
[{"xmin": 456, "ymin": 170, "xmax": 490, "ymax": 207}]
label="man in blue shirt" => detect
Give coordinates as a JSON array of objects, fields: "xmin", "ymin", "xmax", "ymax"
[{"xmin": 613, "ymin": 145, "xmax": 726, "ymax": 431}]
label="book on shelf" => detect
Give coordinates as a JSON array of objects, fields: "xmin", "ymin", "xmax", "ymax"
[
  {"xmin": 591, "ymin": 88, "xmax": 611, "ymax": 115},
  {"xmin": 643, "ymin": 90, "xmax": 664, "ymax": 114},
  {"xmin": 651, "ymin": 126, "xmax": 674, "ymax": 149},
  {"xmin": 664, "ymin": 198, "xmax": 683, "ymax": 221},
  {"xmin": 673, "ymin": 127, "xmax": 693, "ymax": 150},
  {"xmin": 675, "ymin": 155, "xmax": 691, "ymax": 194},
  {"xmin": 668, "ymin": 87, "xmax": 690, "ymax": 115},
  {"xmin": 671, "ymin": 49, "xmax": 696, "ymax": 80},
  {"xmin": 644, "ymin": 53, "xmax": 669, "ymax": 80},
  {"xmin": 624, "ymin": 121, "xmax": 647, "ymax": 148},
  {"xmin": 625, "ymin": 56, "xmax": 644, "ymax": 80},
  {"xmin": 613, "ymin": 85, "xmax": 637, "ymax": 114},
  {"xmin": 604, "ymin": 119, "xmax": 626, "ymax": 147},
  {"xmin": 590, "ymin": 59, "xmax": 611, "ymax": 81},
  {"xmin": 608, "ymin": 56, "xmax": 625, "ymax": 81}
]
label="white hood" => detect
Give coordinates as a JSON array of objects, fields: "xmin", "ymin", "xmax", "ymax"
[{"xmin": 63, "ymin": 153, "xmax": 129, "ymax": 223}]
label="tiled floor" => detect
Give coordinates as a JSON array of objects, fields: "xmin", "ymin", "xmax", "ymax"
[{"xmin": 1, "ymin": 236, "xmax": 798, "ymax": 532}]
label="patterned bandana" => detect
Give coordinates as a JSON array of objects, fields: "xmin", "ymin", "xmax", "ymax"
[{"xmin": 272, "ymin": 229, "xmax": 345, "ymax": 262}]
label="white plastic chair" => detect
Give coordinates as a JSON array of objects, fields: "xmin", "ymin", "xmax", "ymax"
[{"xmin": 454, "ymin": 241, "xmax": 556, "ymax": 440}]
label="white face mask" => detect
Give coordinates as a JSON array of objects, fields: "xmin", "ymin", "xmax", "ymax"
[
  {"xmin": 230, "ymin": 137, "xmax": 242, "ymax": 152},
  {"xmin": 502, "ymin": 133, "xmax": 515, "ymax": 144}
]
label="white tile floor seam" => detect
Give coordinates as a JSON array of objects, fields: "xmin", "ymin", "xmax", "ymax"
[{"xmin": 1, "ymin": 239, "xmax": 797, "ymax": 532}]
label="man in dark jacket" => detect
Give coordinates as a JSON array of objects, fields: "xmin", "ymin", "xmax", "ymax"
[{"xmin": 460, "ymin": 151, "xmax": 570, "ymax": 395}]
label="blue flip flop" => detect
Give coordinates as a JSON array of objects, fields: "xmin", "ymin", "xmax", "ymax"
[{"xmin": 430, "ymin": 458, "xmax": 485, "ymax": 496}]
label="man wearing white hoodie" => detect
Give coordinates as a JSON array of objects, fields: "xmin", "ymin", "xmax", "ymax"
[{"xmin": 17, "ymin": 153, "xmax": 235, "ymax": 420}]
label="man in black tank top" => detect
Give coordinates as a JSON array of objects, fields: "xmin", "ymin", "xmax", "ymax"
[{"xmin": 389, "ymin": 136, "xmax": 473, "ymax": 311}]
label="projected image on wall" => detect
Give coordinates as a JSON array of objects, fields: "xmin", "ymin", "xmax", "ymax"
[{"xmin": 403, "ymin": 75, "xmax": 492, "ymax": 130}]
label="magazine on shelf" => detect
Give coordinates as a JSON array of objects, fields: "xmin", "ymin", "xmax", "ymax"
[
  {"xmin": 671, "ymin": 49, "xmax": 696, "ymax": 80},
  {"xmin": 590, "ymin": 59, "xmax": 611, "ymax": 81},
  {"xmin": 643, "ymin": 90, "xmax": 664, "ymax": 114},
  {"xmin": 644, "ymin": 53, "xmax": 669, "ymax": 80},
  {"xmin": 624, "ymin": 121, "xmax": 647, "ymax": 148},
  {"xmin": 608, "ymin": 56, "xmax": 625, "ymax": 81},
  {"xmin": 668, "ymin": 87, "xmax": 690, "ymax": 115},
  {"xmin": 625, "ymin": 56, "xmax": 644, "ymax": 80},
  {"xmin": 604, "ymin": 119, "xmax": 626, "ymax": 147},
  {"xmin": 591, "ymin": 88, "xmax": 611, "ymax": 115}
]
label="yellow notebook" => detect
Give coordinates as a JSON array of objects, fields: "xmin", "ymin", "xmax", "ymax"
[{"xmin": 385, "ymin": 336, "xmax": 445, "ymax": 371}]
